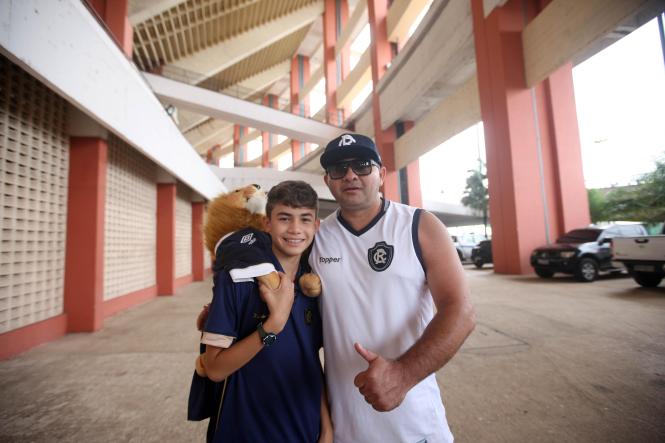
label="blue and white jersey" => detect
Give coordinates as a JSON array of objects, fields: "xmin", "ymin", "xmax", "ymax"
[
  {"xmin": 310, "ymin": 199, "xmax": 453, "ymax": 443},
  {"xmin": 202, "ymin": 253, "xmax": 323, "ymax": 443}
]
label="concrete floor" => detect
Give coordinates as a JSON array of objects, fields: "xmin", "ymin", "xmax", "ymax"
[{"xmin": 1, "ymin": 267, "xmax": 664, "ymax": 442}]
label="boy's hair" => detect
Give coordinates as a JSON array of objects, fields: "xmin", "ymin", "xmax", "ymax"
[{"xmin": 266, "ymin": 181, "xmax": 318, "ymax": 218}]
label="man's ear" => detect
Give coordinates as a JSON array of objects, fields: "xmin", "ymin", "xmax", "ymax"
[
  {"xmin": 323, "ymin": 174, "xmax": 330, "ymax": 187},
  {"xmin": 262, "ymin": 215, "xmax": 270, "ymax": 232},
  {"xmin": 379, "ymin": 166, "xmax": 387, "ymax": 186},
  {"xmin": 315, "ymin": 218, "xmax": 321, "ymax": 232}
]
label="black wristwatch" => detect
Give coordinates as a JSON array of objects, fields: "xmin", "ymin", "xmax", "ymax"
[{"xmin": 257, "ymin": 322, "xmax": 277, "ymax": 347}]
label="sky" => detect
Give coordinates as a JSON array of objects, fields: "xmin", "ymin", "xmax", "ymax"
[{"xmin": 419, "ymin": 17, "xmax": 665, "ymax": 205}]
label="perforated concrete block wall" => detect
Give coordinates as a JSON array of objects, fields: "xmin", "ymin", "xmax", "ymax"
[
  {"xmin": 104, "ymin": 135, "xmax": 157, "ymax": 300},
  {"xmin": 175, "ymin": 184, "xmax": 192, "ymax": 278},
  {"xmin": 0, "ymin": 56, "xmax": 68, "ymax": 333}
]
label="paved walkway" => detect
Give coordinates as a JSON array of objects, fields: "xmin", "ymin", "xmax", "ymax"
[{"xmin": 1, "ymin": 268, "xmax": 664, "ymax": 442}]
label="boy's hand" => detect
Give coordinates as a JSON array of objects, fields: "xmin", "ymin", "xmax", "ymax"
[{"xmin": 259, "ymin": 272, "xmax": 294, "ymax": 334}]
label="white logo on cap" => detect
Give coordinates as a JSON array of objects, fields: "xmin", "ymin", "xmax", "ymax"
[{"xmin": 338, "ymin": 134, "xmax": 356, "ymax": 147}]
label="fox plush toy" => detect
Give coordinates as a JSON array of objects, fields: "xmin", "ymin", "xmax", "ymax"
[
  {"xmin": 203, "ymin": 184, "xmax": 321, "ymax": 295},
  {"xmin": 194, "ymin": 184, "xmax": 321, "ymax": 377}
]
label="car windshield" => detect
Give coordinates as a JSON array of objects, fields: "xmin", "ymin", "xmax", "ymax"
[{"xmin": 556, "ymin": 229, "xmax": 601, "ymax": 243}]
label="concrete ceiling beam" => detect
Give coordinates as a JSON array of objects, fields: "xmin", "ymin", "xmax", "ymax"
[
  {"xmin": 335, "ymin": 0, "xmax": 368, "ymax": 57},
  {"xmin": 386, "ymin": 0, "xmax": 431, "ymax": 43},
  {"xmin": 129, "ymin": 0, "xmax": 185, "ymax": 25},
  {"xmin": 184, "ymin": 60, "xmax": 292, "ymax": 149},
  {"xmin": 336, "ymin": 48, "xmax": 372, "ymax": 109},
  {"xmin": 165, "ymin": 1, "xmax": 323, "ymax": 83},
  {"xmin": 522, "ymin": 0, "xmax": 664, "ymax": 87},
  {"xmin": 145, "ymin": 73, "xmax": 345, "ymax": 145},
  {"xmin": 244, "ymin": 138, "xmax": 291, "ymax": 167},
  {"xmin": 393, "ymin": 75, "xmax": 480, "ymax": 170},
  {"xmin": 300, "ymin": 65, "xmax": 324, "ymax": 100},
  {"xmin": 376, "ymin": 0, "xmax": 505, "ymax": 129}
]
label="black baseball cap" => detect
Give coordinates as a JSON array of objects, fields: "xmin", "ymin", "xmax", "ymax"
[{"xmin": 320, "ymin": 133, "xmax": 382, "ymax": 168}]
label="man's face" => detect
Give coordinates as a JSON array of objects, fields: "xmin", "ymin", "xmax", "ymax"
[
  {"xmin": 324, "ymin": 157, "xmax": 386, "ymax": 211},
  {"xmin": 265, "ymin": 204, "xmax": 319, "ymax": 259}
]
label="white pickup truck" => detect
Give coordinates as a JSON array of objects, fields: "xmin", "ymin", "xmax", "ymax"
[{"xmin": 612, "ymin": 233, "xmax": 665, "ymax": 287}]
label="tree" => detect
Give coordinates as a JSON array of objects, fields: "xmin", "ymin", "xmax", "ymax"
[
  {"xmin": 461, "ymin": 163, "xmax": 489, "ymax": 237},
  {"xmin": 603, "ymin": 158, "xmax": 665, "ymax": 223},
  {"xmin": 587, "ymin": 188, "xmax": 608, "ymax": 223}
]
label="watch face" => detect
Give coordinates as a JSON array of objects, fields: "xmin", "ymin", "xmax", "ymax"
[{"xmin": 263, "ymin": 333, "xmax": 277, "ymax": 347}]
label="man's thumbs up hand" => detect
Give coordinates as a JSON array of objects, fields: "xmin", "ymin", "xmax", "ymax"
[
  {"xmin": 354, "ymin": 342, "xmax": 378, "ymax": 363},
  {"xmin": 352, "ymin": 342, "xmax": 411, "ymax": 412}
]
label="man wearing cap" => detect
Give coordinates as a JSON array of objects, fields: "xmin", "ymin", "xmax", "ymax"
[{"xmin": 310, "ymin": 133, "xmax": 475, "ymax": 442}]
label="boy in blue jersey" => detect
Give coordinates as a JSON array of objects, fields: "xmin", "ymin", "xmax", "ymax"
[{"xmin": 198, "ymin": 181, "xmax": 332, "ymax": 443}]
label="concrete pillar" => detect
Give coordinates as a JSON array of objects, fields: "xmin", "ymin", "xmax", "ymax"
[
  {"xmin": 157, "ymin": 184, "xmax": 176, "ymax": 295},
  {"xmin": 192, "ymin": 202, "xmax": 205, "ymax": 281},
  {"xmin": 323, "ymin": 0, "xmax": 349, "ymax": 126},
  {"xmin": 471, "ymin": 0, "xmax": 589, "ymax": 274},
  {"xmin": 87, "ymin": 0, "xmax": 133, "ymax": 58},
  {"xmin": 395, "ymin": 121, "xmax": 422, "ymax": 208},
  {"xmin": 64, "ymin": 137, "xmax": 108, "ymax": 332},
  {"xmin": 262, "ymin": 94, "xmax": 278, "ymax": 168},
  {"xmin": 233, "ymin": 125, "xmax": 248, "ymax": 166},
  {"xmin": 367, "ymin": 0, "xmax": 406, "ymax": 202},
  {"xmin": 291, "ymin": 55, "xmax": 311, "ymax": 164}
]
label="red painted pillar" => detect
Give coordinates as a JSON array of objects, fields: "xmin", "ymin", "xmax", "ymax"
[
  {"xmin": 64, "ymin": 137, "xmax": 107, "ymax": 332},
  {"xmin": 88, "ymin": 0, "xmax": 133, "ymax": 58},
  {"xmin": 471, "ymin": 0, "xmax": 589, "ymax": 274},
  {"xmin": 262, "ymin": 94, "xmax": 278, "ymax": 168},
  {"xmin": 323, "ymin": 0, "xmax": 349, "ymax": 126},
  {"xmin": 291, "ymin": 55, "xmax": 312, "ymax": 163},
  {"xmin": 233, "ymin": 125, "xmax": 245, "ymax": 167},
  {"xmin": 291, "ymin": 57, "xmax": 303, "ymax": 165},
  {"xmin": 367, "ymin": 0, "xmax": 399, "ymax": 201},
  {"xmin": 396, "ymin": 121, "xmax": 423, "ymax": 208},
  {"xmin": 192, "ymin": 202, "xmax": 205, "ymax": 281},
  {"xmin": 157, "ymin": 184, "xmax": 176, "ymax": 295}
]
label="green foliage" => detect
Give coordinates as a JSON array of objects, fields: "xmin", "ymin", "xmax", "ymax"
[
  {"xmin": 590, "ymin": 157, "xmax": 665, "ymax": 224},
  {"xmin": 461, "ymin": 163, "xmax": 489, "ymax": 235},
  {"xmin": 587, "ymin": 188, "xmax": 607, "ymax": 223}
]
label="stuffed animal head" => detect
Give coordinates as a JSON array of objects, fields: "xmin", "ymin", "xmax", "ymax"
[{"xmin": 204, "ymin": 184, "xmax": 267, "ymax": 255}]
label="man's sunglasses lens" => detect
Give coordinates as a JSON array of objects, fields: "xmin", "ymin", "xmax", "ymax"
[{"xmin": 328, "ymin": 161, "xmax": 375, "ymax": 179}]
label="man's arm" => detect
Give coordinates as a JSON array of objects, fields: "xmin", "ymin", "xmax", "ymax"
[
  {"xmin": 354, "ymin": 210, "xmax": 475, "ymax": 411},
  {"xmin": 204, "ymin": 273, "xmax": 294, "ymax": 382}
]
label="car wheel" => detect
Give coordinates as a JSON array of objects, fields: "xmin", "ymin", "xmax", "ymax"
[
  {"xmin": 535, "ymin": 268, "xmax": 554, "ymax": 278},
  {"xmin": 575, "ymin": 258, "xmax": 599, "ymax": 282},
  {"xmin": 631, "ymin": 271, "xmax": 663, "ymax": 287},
  {"xmin": 473, "ymin": 257, "xmax": 484, "ymax": 269}
]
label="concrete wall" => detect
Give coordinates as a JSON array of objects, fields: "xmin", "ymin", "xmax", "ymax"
[
  {"xmin": 103, "ymin": 136, "xmax": 157, "ymax": 301},
  {"xmin": 0, "ymin": 56, "xmax": 69, "ymax": 334}
]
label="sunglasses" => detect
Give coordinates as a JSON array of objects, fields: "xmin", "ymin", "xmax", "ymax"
[{"xmin": 326, "ymin": 160, "xmax": 379, "ymax": 180}]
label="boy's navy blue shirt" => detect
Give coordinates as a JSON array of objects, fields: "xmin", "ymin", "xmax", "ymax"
[{"xmin": 203, "ymin": 232, "xmax": 323, "ymax": 443}]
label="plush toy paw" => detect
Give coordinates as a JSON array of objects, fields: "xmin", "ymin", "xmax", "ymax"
[
  {"xmin": 299, "ymin": 273, "xmax": 321, "ymax": 297},
  {"xmin": 196, "ymin": 304, "xmax": 210, "ymax": 331},
  {"xmin": 195, "ymin": 354, "xmax": 207, "ymax": 377},
  {"xmin": 256, "ymin": 271, "xmax": 280, "ymax": 290}
]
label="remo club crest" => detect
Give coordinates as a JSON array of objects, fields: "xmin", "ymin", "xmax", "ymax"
[{"xmin": 368, "ymin": 241, "xmax": 394, "ymax": 272}]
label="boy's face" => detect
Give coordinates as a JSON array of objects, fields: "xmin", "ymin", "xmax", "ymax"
[{"xmin": 265, "ymin": 204, "xmax": 319, "ymax": 260}]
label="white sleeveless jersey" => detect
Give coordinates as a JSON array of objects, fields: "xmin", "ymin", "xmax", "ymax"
[{"xmin": 310, "ymin": 200, "xmax": 453, "ymax": 443}]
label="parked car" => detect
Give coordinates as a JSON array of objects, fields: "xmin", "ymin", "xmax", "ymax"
[
  {"xmin": 612, "ymin": 224, "xmax": 665, "ymax": 287},
  {"xmin": 452, "ymin": 233, "xmax": 483, "ymax": 262},
  {"xmin": 530, "ymin": 224, "xmax": 648, "ymax": 282},
  {"xmin": 471, "ymin": 240, "xmax": 492, "ymax": 268}
]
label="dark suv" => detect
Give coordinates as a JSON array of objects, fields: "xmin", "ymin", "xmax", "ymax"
[
  {"xmin": 530, "ymin": 224, "xmax": 648, "ymax": 282},
  {"xmin": 471, "ymin": 240, "xmax": 492, "ymax": 269}
]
